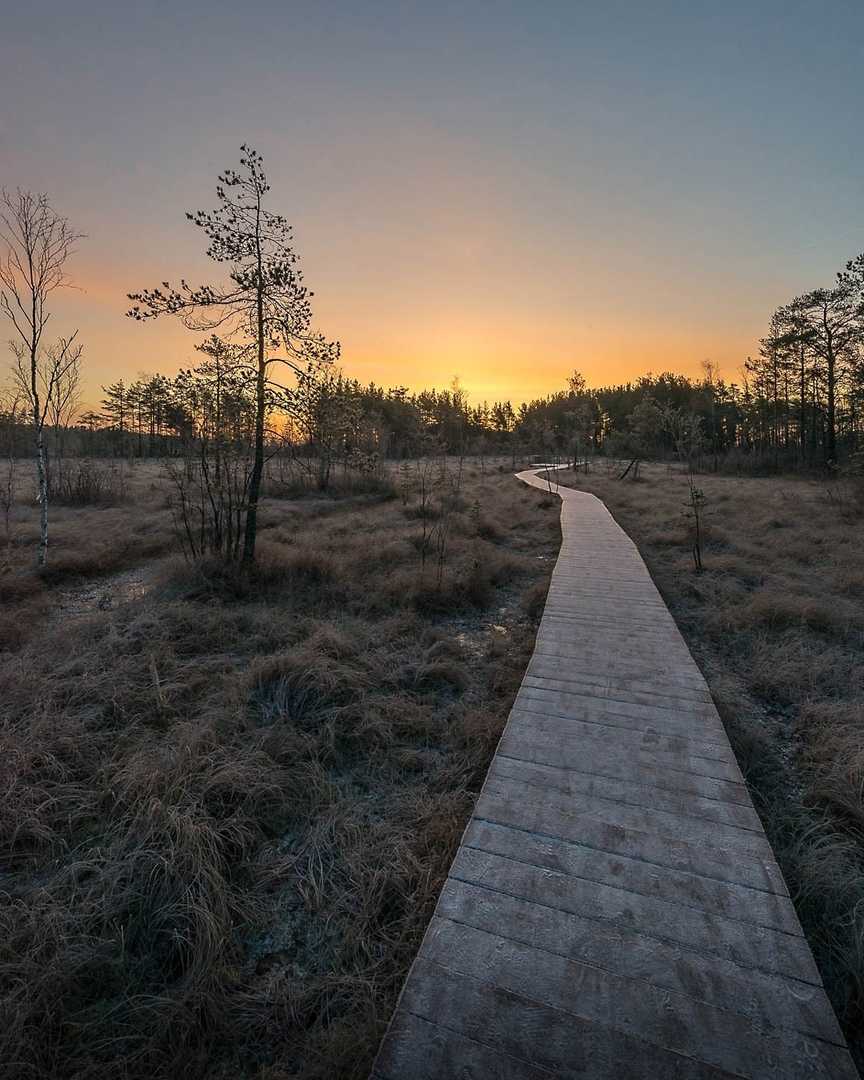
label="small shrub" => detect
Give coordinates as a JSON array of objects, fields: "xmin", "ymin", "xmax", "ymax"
[
  {"xmin": 520, "ymin": 579, "xmax": 549, "ymax": 619},
  {"xmin": 476, "ymin": 513, "xmax": 504, "ymax": 540},
  {"xmin": 413, "ymin": 660, "xmax": 470, "ymax": 693},
  {"xmin": 50, "ymin": 461, "xmax": 128, "ymax": 506}
]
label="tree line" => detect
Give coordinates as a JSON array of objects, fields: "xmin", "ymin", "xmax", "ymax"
[{"xmin": 10, "ymin": 349, "xmax": 864, "ymax": 475}]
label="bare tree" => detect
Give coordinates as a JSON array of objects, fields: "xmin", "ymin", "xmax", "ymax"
[
  {"xmin": 43, "ymin": 338, "xmax": 82, "ymax": 492},
  {"xmin": 128, "ymin": 145, "xmax": 338, "ymax": 563},
  {"xmin": 0, "ymin": 189, "xmax": 83, "ymax": 565},
  {"xmin": 12, "ymin": 333, "xmax": 83, "ymax": 493},
  {"xmin": 663, "ymin": 406, "xmax": 707, "ymax": 570}
]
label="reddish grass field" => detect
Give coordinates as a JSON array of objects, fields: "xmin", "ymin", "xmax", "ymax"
[{"xmin": 0, "ymin": 457, "xmax": 560, "ymax": 1080}]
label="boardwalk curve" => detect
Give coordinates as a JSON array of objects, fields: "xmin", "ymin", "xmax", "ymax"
[{"xmin": 372, "ymin": 468, "xmax": 857, "ymax": 1079}]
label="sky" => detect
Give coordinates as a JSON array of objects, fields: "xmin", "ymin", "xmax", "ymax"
[{"xmin": 2, "ymin": 1, "xmax": 863, "ymax": 408}]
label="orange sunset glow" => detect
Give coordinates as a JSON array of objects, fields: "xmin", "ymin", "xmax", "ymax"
[
  {"xmin": 7, "ymin": 1, "xmax": 861, "ymax": 410},
  {"xmin": 60, "ymin": 217, "xmax": 774, "ymax": 409}
]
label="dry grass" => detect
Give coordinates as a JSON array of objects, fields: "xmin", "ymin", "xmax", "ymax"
[
  {"xmin": 0, "ymin": 456, "xmax": 559, "ymax": 1080},
  {"xmin": 557, "ymin": 459, "xmax": 864, "ymax": 1068}
]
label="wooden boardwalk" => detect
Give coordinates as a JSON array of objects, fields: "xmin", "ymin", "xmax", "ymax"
[{"xmin": 371, "ymin": 468, "xmax": 857, "ymax": 1079}]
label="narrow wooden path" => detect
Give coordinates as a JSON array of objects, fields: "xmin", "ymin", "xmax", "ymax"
[{"xmin": 371, "ymin": 468, "xmax": 857, "ymax": 1079}]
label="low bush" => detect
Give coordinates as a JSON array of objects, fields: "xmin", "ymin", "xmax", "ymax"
[{"xmin": 50, "ymin": 460, "xmax": 129, "ymax": 506}]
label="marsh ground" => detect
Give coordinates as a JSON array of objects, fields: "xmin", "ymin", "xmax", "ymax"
[{"xmin": 0, "ymin": 456, "xmax": 560, "ymax": 1080}]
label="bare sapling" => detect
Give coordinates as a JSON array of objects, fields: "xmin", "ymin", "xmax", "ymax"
[
  {"xmin": 664, "ymin": 406, "xmax": 708, "ymax": 572},
  {"xmin": 166, "ymin": 337, "xmax": 256, "ymax": 561},
  {"xmin": 542, "ymin": 459, "xmax": 560, "ymax": 494},
  {"xmin": 431, "ymin": 469, "xmax": 460, "ymax": 589},
  {"xmin": 0, "ymin": 189, "xmax": 83, "ymax": 566},
  {"xmin": 43, "ymin": 338, "xmax": 83, "ymax": 493},
  {"xmin": 398, "ymin": 461, "xmax": 412, "ymax": 507},
  {"xmin": 685, "ymin": 477, "xmax": 707, "ymax": 572},
  {"xmin": 415, "ymin": 456, "xmax": 436, "ymax": 571}
]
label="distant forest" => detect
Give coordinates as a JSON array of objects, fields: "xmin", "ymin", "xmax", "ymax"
[
  {"xmin": 3, "ymin": 333, "xmax": 864, "ymax": 476},
  {"xmin": 5, "ymin": 257, "xmax": 864, "ymax": 479}
]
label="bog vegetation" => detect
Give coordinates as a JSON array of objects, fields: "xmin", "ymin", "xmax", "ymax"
[{"xmin": 2, "ymin": 147, "xmax": 864, "ymax": 1075}]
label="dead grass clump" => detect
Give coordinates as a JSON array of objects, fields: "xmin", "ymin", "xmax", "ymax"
[
  {"xmin": 739, "ymin": 593, "xmax": 852, "ymax": 637},
  {"xmin": 645, "ymin": 523, "xmax": 689, "ymax": 547},
  {"xmin": 262, "ymin": 467, "xmax": 396, "ymax": 501},
  {"xmin": 249, "ymin": 648, "xmax": 367, "ymax": 733},
  {"xmin": 412, "ymin": 659, "xmax": 471, "ymax": 694},
  {"xmin": 475, "ymin": 513, "xmax": 505, "ymax": 541},
  {"xmin": 0, "ymin": 568, "xmax": 45, "ymax": 604},
  {"xmin": 799, "ymin": 702, "xmax": 864, "ymax": 831},
  {"xmin": 401, "ymin": 501, "xmax": 441, "ymax": 521},
  {"xmin": 520, "ymin": 579, "xmax": 550, "ymax": 619},
  {"xmin": 163, "ymin": 544, "xmax": 340, "ymax": 605},
  {"xmin": 412, "ymin": 546, "xmax": 525, "ymax": 615},
  {"xmin": 411, "ymin": 568, "xmax": 493, "ymax": 614},
  {"xmin": 702, "ymin": 551, "xmax": 763, "ymax": 586},
  {"xmin": 37, "ymin": 542, "xmax": 135, "ymax": 585},
  {"xmin": 0, "ymin": 611, "xmax": 30, "ymax": 652},
  {"xmin": 422, "ymin": 637, "xmax": 463, "ymax": 663},
  {"xmin": 283, "ymin": 544, "xmax": 340, "ymax": 585}
]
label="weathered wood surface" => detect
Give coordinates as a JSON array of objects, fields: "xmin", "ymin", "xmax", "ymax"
[{"xmin": 371, "ymin": 468, "xmax": 857, "ymax": 1079}]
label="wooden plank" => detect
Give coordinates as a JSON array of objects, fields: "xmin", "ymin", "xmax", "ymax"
[
  {"xmin": 373, "ymin": 1010, "xmax": 560, "ymax": 1080},
  {"xmin": 533, "ymin": 632, "xmax": 694, "ymax": 662},
  {"xmin": 436, "ymin": 878, "xmax": 843, "ymax": 1044},
  {"xmin": 541, "ymin": 587, "xmax": 667, "ymax": 602},
  {"xmin": 479, "ymin": 777, "xmax": 773, "ymax": 859},
  {"xmin": 487, "ymin": 755, "xmax": 760, "ymax": 828},
  {"xmin": 537, "ymin": 608, "xmax": 676, "ymax": 629},
  {"xmin": 509, "ymin": 698, "xmax": 730, "ymax": 745},
  {"xmin": 528, "ymin": 645, "xmax": 710, "ymax": 688},
  {"xmin": 475, "ymin": 788, "xmax": 789, "ymax": 895},
  {"xmin": 396, "ymin": 958, "xmax": 746, "ymax": 1080},
  {"xmin": 521, "ymin": 673, "xmax": 719, "ymax": 718},
  {"xmin": 503, "ymin": 711, "xmax": 739, "ymax": 764},
  {"xmin": 449, "ymin": 847, "xmax": 817, "ymax": 982},
  {"xmin": 523, "ymin": 663, "xmax": 715, "ymax": 703},
  {"xmin": 537, "ymin": 610, "xmax": 679, "ymax": 631},
  {"xmin": 497, "ymin": 731, "xmax": 748, "ymax": 796},
  {"xmin": 532, "ymin": 629, "xmax": 704, "ymax": 658},
  {"xmin": 524, "ymin": 658, "xmax": 714, "ymax": 702},
  {"xmin": 515, "ymin": 686, "xmax": 729, "ymax": 736},
  {"xmin": 418, "ymin": 921, "xmax": 855, "ymax": 1079},
  {"xmin": 461, "ymin": 819, "xmax": 800, "ymax": 935}
]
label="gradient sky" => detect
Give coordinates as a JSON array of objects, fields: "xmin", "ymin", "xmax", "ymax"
[{"xmin": 2, "ymin": 1, "xmax": 863, "ymax": 408}]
